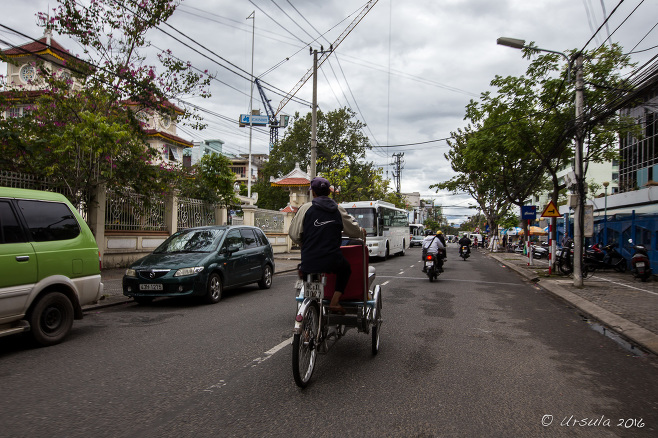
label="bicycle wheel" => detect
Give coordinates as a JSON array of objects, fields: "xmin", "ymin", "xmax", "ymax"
[{"xmin": 292, "ymin": 304, "xmax": 319, "ymax": 388}]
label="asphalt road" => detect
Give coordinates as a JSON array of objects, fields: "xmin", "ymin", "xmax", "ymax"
[{"xmin": 1, "ymin": 245, "xmax": 657, "ymax": 437}]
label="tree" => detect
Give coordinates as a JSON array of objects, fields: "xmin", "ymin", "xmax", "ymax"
[
  {"xmin": 179, "ymin": 153, "xmax": 238, "ymax": 208},
  {"xmin": 0, "ymin": 0, "xmax": 212, "ymax": 208},
  {"xmin": 436, "ymin": 43, "xmax": 636, "ymax": 240},
  {"xmin": 259, "ymin": 107, "xmax": 396, "ymax": 210}
]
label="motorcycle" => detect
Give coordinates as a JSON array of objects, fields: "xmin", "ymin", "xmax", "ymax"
[
  {"xmin": 583, "ymin": 243, "xmax": 626, "ymax": 273},
  {"xmin": 531, "ymin": 243, "xmax": 549, "ymax": 259},
  {"xmin": 629, "ymin": 239, "xmax": 652, "ymax": 282},
  {"xmin": 459, "ymin": 245, "xmax": 470, "ymax": 260},
  {"xmin": 423, "ymin": 250, "xmax": 445, "ymax": 282}
]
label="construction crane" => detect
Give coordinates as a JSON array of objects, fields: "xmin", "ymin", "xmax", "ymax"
[
  {"xmin": 273, "ymin": 0, "xmax": 379, "ymax": 117},
  {"xmin": 254, "ymin": 78, "xmax": 286, "ymax": 148}
]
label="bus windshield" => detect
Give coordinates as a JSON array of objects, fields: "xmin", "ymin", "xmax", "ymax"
[{"xmin": 345, "ymin": 208, "xmax": 376, "ymax": 236}]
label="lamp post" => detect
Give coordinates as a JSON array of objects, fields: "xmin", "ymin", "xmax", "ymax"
[
  {"xmin": 497, "ymin": 37, "xmax": 585, "ymax": 287},
  {"xmin": 603, "ymin": 181, "xmax": 609, "ymax": 245},
  {"xmin": 246, "ymin": 11, "xmax": 255, "ymax": 200}
]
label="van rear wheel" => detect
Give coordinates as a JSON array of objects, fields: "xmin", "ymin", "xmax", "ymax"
[{"xmin": 28, "ymin": 292, "xmax": 74, "ymax": 346}]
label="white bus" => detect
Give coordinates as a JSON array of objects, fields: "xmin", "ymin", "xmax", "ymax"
[
  {"xmin": 409, "ymin": 223, "xmax": 425, "ymax": 237},
  {"xmin": 340, "ymin": 200, "xmax": 409, "ymax": 259}
]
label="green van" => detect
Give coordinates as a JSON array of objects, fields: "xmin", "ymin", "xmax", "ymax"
[{"xmin": 0, "ymin": 187, "xmax": 103, "ymax": 346}]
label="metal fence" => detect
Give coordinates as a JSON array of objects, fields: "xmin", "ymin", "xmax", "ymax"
[
  {"xmin": 255, "ymin": 209, "xmax": 285, "ymax": 233},
  {"xmin": 0, "ymin": 170, "xmax": 89, "ymax": 221},
  {"xmin": 177, "ymin": 197, "xmax": 216, "ymax": 229},
  {"xmin": 105, "ymin": 191, "xmax": 166, "ymax": 231}
]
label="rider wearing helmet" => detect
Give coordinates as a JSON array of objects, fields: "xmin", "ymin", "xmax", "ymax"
[{"xmin": 422, "ymin": 230, "xmax": 447, "ymax": 272}]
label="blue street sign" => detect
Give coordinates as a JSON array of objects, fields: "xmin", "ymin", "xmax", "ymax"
[
  {"xmin": 239, "ymin": 114, "xmax": 269, "ymax": 126},
  {"xmin": 521, "ymin": 205, "xmax": 537, "ymax": 220}
]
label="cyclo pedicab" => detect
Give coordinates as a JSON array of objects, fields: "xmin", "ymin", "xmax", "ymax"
[{"xmin": 292, "ymin": 236, "xmax": 382, "ymax": 388}]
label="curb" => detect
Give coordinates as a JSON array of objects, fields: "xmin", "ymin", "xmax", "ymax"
[{"xmin": 487, "ymin": 251, "xmax": 658, "ymax": 356}]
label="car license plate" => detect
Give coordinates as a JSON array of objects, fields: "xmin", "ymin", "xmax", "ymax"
[
  {"xmin": 139, "ymin": 283, "xmax": 163, "ymax": 291},
  {"xmin": 303, "ymin": 282, "xmax": 322, "ymax": 298},
  {"xmin": 636, "ymin": 262, "xmax": 645, "ymax": 268},
  {"xmin": 425, "ymin": 261, "xmax": 434, "ymax": 268}
]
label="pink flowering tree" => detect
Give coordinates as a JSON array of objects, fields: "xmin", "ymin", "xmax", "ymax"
[{"xmin": 0, "ymin": 0, "xmax": 212, "ymax": 210}]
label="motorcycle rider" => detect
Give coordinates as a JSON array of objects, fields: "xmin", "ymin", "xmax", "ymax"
[
  {"xmin": 422, "ymin": 230, "xmax": 446, "ymax": 272},
  {"xmin": 458, "ymin": 234, "xmax": 472, "ymax": 256}
]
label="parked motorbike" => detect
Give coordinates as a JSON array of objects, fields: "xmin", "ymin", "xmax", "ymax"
[
  {"xmin": 583, "ymin": 243, "xmax": 626, "ymax": 273},
  {"xmin": 459, "ymin": 245, "xmax": 470, "ymax": 260},
  {"xmin": 423, "ymin": 250, "xmax": 445, "ymax": 282},
  {"xmin": 531, "ymin": 243, "xmax": 549, "ymax": 259},
  {"xmin": 629, "ymin": 239, "xmax": 652, "ymax": 282}
]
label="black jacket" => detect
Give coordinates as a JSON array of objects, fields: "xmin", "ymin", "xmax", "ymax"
[{"xmin": 297, "ymin": 196, "xmax": 344, "ymax": 272}]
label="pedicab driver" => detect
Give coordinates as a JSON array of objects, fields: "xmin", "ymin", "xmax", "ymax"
[{"xmin": 289, "ymin": 177, "xmax": 366, "ymax": 314}]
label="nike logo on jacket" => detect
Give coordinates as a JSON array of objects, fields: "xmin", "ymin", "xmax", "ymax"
[{"xmin": 314, "ymin": 219, "xmax": 335, "ymax": 227}]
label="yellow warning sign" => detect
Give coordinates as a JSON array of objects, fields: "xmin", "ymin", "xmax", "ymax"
[{"xmin": 541, "ymin": 201, "xmax": 561, "ymax": 218}]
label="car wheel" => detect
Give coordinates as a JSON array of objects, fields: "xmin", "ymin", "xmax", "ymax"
[
  {"xmin": 134, "ymin": 296, "xmax": 154, "ymax": 305},
  {"xmin": 258, "ymin": 265, "xmax": 273, "ymax": 289},
  {"xmin": 28, "ymin": 292, "xmax": 74, "ymax": 346},
  {"xmin": 205, "ymin": 273, "xmax": 223, "ymax": 304}
]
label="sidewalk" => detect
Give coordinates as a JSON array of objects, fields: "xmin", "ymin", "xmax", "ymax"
[
  {"xmin": 486, "ymin": 249, "xmax": 658, "ymax": 356},
  {"xmin": 86, "ymin": 251, "xmax": 302, "ymax": 311}
]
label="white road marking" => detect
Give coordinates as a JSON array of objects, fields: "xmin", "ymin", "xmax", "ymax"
[
  {"xmin": 381, "ymin": 280, "xmax": 390, "ymax": 286},
  {"xmin": 590, "ymin": 276, "xmax": 658, "ymax": 296},
  {"xmin": 203, "ymin": 337, "xmax": 293, "ymax": 393}
]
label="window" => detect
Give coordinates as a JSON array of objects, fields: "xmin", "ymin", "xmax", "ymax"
[
  {"xmin": 240, "ymin": 228, "xmax": 258, "ymax": 249},
  {"xmin": 8, "ymin": 107, "xmax": 21, "ymax": 118},
  {"xmin": 254, "ymin": 228, "xmax": 269, "ymax": 246},
  {"xmin": 19, "ymin": 64, "xmax": 36, "ymax": 83},
  {"xmin": 223, "ymin": 229, "xmax": 243, "ymax": 251},
  {"xmin": 166, "ymin": 145, "xmax": 180, "ymax": 162},
  {"xmin": 0, "ymin": 201, "xmax": 26, "ymax": 244},
  {"xmin": 17, "ymin": 200, "xmax": 80, "ymax": 242}
]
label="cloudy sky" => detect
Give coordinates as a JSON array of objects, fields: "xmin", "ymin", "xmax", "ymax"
[{"xmin": 2, "ymin": 0, "xmax": 656, "ymax": 223}]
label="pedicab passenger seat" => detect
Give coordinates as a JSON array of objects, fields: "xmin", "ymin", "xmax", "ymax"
[{"xmin": 323, "ymin": 244, "xmax": 375, "ymax": 303}]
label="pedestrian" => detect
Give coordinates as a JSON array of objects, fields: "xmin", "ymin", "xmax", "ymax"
[{"xmin": 288, "ymin": 177, "xmax": 365, "ymax": 314}]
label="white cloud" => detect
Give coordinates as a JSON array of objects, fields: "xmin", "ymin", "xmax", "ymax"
[{"xmin": 2, "ymin": 0, "xmax": 656, "ymax": 226}]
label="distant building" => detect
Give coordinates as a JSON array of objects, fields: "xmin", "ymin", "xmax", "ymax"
[{"xmin": 619, "ymin": 83, "xmax": 658, "ymax": 192}]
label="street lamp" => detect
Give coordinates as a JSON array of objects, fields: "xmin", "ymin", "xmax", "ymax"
[
  {"xmin": 497, "ymin": 37, "xmax": 573, "ymax": 81},
  {"xmin": 497, "ymin": 37, "xmax": 585, "ymax": 287},
  {"xmin": 603, "ymin": 181, "xmax": 609, "ymax": 245}
]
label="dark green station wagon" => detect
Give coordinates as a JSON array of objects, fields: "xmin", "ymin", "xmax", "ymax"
[{"xmin": 123, "ymin": 226, "xmax": 275, "ymax": 305}]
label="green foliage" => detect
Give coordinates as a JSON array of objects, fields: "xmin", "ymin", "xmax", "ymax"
[
  {"xmin": 179, "ymin": 153, "xmax": 238, "ymax": 208},
  {"xmin": 0, "ymin": 76, "xmax": 166, "ymax": 207},
  {"xmin": 261, "ymin": 107, "xmax": 395, "ymax": 210},
  {"xmin": 0, "ymin": 0, "xmax": 214, "ymax": 208},
  {"xmin": 436, "ymin": 43, "xmax": 636, "ymax": 236}
]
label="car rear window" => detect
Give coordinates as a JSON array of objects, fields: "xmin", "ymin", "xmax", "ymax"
[{"xmin": 17, "ymin": 199, "xmax": 81, "ymax": 242}]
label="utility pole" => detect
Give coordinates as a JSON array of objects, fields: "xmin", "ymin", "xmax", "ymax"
[
  {"xmin": 573, "ymin": 53, "xmax": 585, "ymax": 287},
  {"xmin": 310, "ymin": 45, "xmax": 332, "ymax": 179},
  {"xmin": 247, "ymin": 11, "xmax": 255, "ymax": 199},
  {"xmin": 310, "ymin": 48, "xmax": 318, "ymax": 179}
]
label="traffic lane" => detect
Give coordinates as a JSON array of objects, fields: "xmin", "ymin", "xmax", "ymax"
[
  {"xmin": 2, "ymin": 250, "xmax": 656, "ymax": 437},
  {"xmin": 113, "ymin": 250, "xmax": 658, "ymax": 437},
  {"xmin": 368, "ymin": 248, "xmax": 658, "ymax": 435},
  {"xmin": 0, "ymin": 279, "xmax": 298, "ymax": 438}
]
